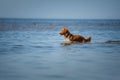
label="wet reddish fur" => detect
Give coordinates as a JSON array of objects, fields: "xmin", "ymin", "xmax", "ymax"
[{"xmin": 59, "ymin": 27, "xmax": 91, "ymax": 43}]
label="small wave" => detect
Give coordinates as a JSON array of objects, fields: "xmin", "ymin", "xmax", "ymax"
[
  {"xmin": 14, "ymin": 44, "xmax": 24, "ymax": 46},
  {"xmin": 31, "ymin": 45, "xmax": 53, "ymax": 48},
  {"xmin": 90, "ymin": 40, "xmax": 120, "ymax": 44},
  {"xmin": 105, "ymin": 40, "xmax": 120, "ymax": 44},
  {"xmin": 12, "ymin": 44, "xmax": 24, "ymax": 49},
  {"xmin": 43, "ymin": 74, "xmax": 66, "ymax": 78}
]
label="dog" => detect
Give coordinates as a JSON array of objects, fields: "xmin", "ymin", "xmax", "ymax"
[{"xmin": 59, "ymin": 27, "xmax": 91, "ymax": 43}]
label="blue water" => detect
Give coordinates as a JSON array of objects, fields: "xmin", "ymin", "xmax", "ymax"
[{"xmin": 0, "ymin": 19, "xmax": 120, "ymax": 80}]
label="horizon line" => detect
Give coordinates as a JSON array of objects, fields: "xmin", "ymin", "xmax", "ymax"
[{"xmin": 0, "ymin": 17, "xmax": 120, "ymax": 20}]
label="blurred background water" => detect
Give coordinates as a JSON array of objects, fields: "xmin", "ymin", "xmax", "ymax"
[{"xmin": 0, "ymin": 18, "xmax": 120, "ymax": 80}]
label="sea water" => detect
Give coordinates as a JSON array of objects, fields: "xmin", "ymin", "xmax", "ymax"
[{"xmin": 0, "ymin": 19, "xmax": 120, "ymax": 80}]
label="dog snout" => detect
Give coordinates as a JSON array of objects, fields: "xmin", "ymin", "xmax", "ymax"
[{"xmin": 59, "ymin": 32, "xmax": 62, "ymax": 35}]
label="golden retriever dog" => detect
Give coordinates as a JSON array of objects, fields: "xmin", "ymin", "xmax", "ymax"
[{"xmin": 59, "ymin": 27, "xmax": 91, "ymax": 43}]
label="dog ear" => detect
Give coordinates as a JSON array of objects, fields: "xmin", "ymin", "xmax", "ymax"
[{"xmin": 63, "ymin": 27, "xmax": 68, "ymax": 31}]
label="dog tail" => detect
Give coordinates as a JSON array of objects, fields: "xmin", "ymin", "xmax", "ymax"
[{"xmin": 85, "ymin": 36, "xmax": 91, "ymax": 42}]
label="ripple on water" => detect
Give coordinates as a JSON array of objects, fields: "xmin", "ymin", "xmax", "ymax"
[{"xmin": 42, "ymin": 74, "xmax": 67, "ymax": 79}]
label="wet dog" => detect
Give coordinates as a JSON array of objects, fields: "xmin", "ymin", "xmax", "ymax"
[{"xmin": 59, "ymin": 27, "xmax": 91, "ymax": 43}]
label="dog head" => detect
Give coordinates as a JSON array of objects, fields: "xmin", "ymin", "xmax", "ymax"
[{"xmin": 59, "ymin": 27, "xmax": 69, "ymax": 35}]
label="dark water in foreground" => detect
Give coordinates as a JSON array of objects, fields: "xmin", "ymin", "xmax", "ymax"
[{"xmin": 0, "ymin": 19, "xmax": 120, "ymax": 80}]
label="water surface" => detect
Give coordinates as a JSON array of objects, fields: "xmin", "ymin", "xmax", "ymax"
[{"xmin": 0, "ymin": 19, "xmax": 120, "ymax": 80}]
